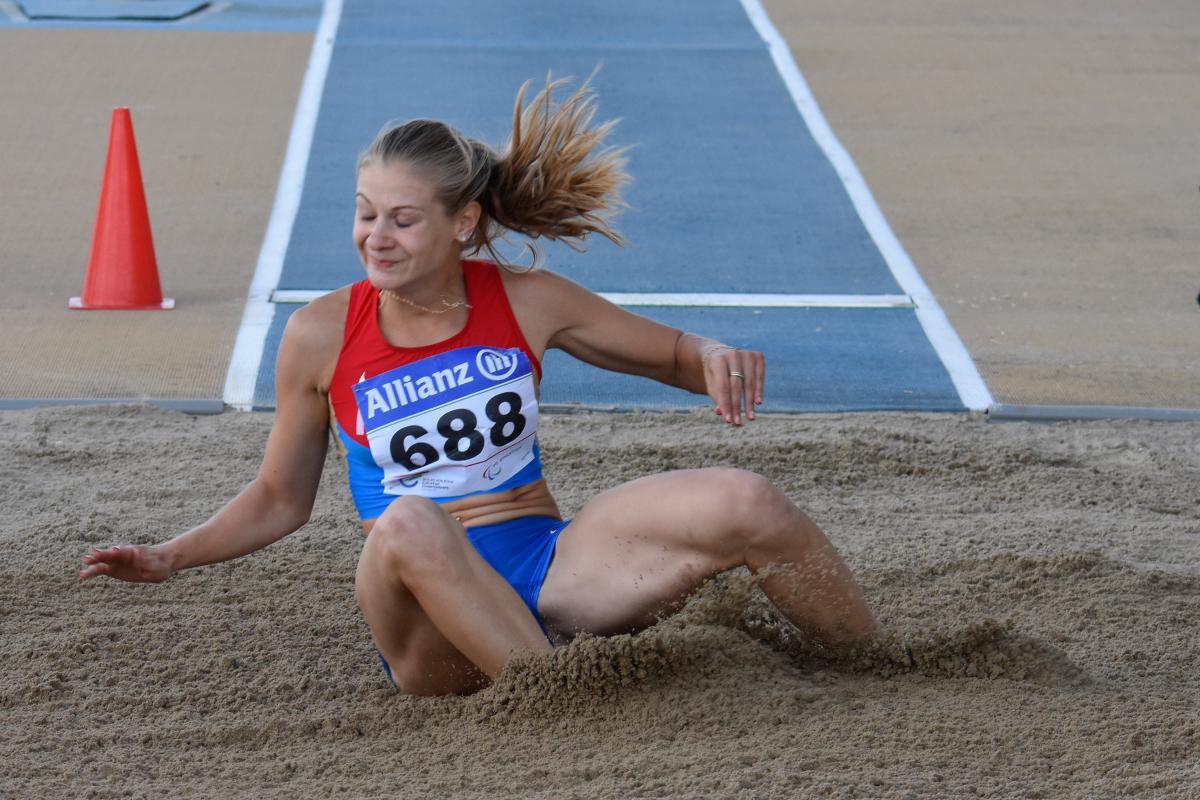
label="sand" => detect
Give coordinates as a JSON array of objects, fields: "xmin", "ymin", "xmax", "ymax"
[{"xmin": 1, "ymin": 405, "xmax": 1198, "ymax": 798}]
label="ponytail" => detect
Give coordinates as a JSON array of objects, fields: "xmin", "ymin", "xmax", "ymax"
[
  {"xmin": 358, "ymin": 75, "xmax": 629, "ymax": 268},
  {"xmin": 480, "ymin": 76, "xmax": 629, "ymax": 266}
]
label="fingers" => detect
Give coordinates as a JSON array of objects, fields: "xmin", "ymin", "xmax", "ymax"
[
  {"xmin": 705, "ymin": 348, "xmax": 765, "ymax": 426},
  {"xmin": 743, "ymin": 350, "xmax": 764, "ymax": 418},
  {"xmin": 755, "ymin": 351, "xmax": 766, "ymax": 409},
  {"xmin": 728, "ymin": 370, "xmax": 747, "ymax": 424},
  {"xmin": 79, "ymin": 545, "xmax": 132, "ymax": 580},
  {"xmin": 85, "ymin": 545, "xmax": 132, "ymax": 562},
  {"xmin": 734, "ymin": 351, "xmax": 762, "ymax": 422},
  {"xmin": 733, "ymin": 355, "xmax": 756, "ymax": 423},
  {"xmin": 79, "ymin": 562, "xmax": 113, "ymax": 580},
  {"xmin": 704, "ymin": 351, "xmax": 737, "ymax": 425},
  {"xmin": 722, "ymin": 364, "xmax": 740, "ymax": 426}
]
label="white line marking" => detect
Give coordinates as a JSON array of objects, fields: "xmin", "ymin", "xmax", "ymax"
[
  {"xmin": 270, "ymin": 289, "xmax": 915, "ymax": 309},
  {"xmin": 269, "ymin": 289, "xmax": 324, "ymax": 304},
  {"xmin": 221, "ymin": 0, "xmax": 343, "ymax": 410},
  {"xmin": 604, "ymin": 292, "xmax": 912, "ymax": 308},
  {"xmin": 0, "ymin": 1, "xmax": 27, "ymax": 22},
  {"xmin": 738, "ymin": 0, "xmax": 994, "ymax": 411},
  {"xmin": 184, "ymin": 1, "xmax": 233, "ymax": 24}
]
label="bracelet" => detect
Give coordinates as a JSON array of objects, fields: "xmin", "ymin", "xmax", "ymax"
[{"xmin": 700, "ymin": 343, "xmax": 734, "ymax": 366}]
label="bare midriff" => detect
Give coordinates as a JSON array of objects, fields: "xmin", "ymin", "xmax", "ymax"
[{"xmin": 359, "ymin": 478, "xmax": 562, "ymax": 535}]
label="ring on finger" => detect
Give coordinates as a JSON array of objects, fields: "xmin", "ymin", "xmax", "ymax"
[{"xmin": 729, "ymin": 370, "xmax": 745, "ymax": 379}]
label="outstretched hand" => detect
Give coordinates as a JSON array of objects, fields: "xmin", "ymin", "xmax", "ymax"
[
  {"xmin": 80, "ymin": 545, "xmax": 173, "ymax": 583},
  {"xmin": 701, "ymin": 344, "xmax": 766, "ymax": 426}
]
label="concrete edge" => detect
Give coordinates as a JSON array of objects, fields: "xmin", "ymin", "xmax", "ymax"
[
  {"xmin": 988, "ymin": 403, "xmax": 1200, "ymax": 423},
  {"xmin": 0, "ymin": 398, "xmax": 226, "ymax": 414}
]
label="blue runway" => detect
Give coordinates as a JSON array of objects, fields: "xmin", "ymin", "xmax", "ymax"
[
  {"xmin": 245, "ymin": 0, "xmax": 972, "ymax": 412},
  {"xmin": 280, "ymin": 43, "xmax": 898, "ymax": 294},
  {"xmin": 279, "ymin": 0, "xmax": 897, "ymax": 294}
]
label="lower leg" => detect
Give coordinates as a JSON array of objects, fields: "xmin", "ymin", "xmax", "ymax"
[
  {"xmin": 355, "ymin": 561, "xmax": 487, "ymax": 695},
  {"xmin": 358, "ymin": 511, "xmax": 551, "ymax": 682},
  {"xmin": 402, "ymin": 556, "xmax": 553, "ymax": 677},
  {"xmin": 746, "ymin": 505, "xmax": 877, "ymax": 647}
]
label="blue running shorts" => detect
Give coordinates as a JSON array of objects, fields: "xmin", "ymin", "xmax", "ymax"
[{"xmin": 465, "ymin": 515, "xmax": 570, "ymax": 619}]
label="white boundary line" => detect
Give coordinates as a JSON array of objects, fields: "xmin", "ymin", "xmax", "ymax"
[
  {"xmin": 738, "ymin": 0, "xmax": 994, "ymax": 411},
  {"xmin": 184, "ymin": 2, "xmax": 233, "ymax": 24},
  {"xmin": 0, "ymin": 1, "xmax": 27, "ymax": 22},
  {"xmin": 270, "ymin": 289, "xmax": 915, "ymax": 309},
  {"xmin": 221, "ymin": 0, "xmax": 343, "ymax": 410}
]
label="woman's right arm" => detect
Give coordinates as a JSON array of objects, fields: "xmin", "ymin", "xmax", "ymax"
[{"xmin": 80, "ymin": 299, "xmax": 343, "ymax": 583}]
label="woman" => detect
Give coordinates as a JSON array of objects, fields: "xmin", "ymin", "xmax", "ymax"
[{"xmin": 80, "ymin": 78, "xmax": 877, "ymax": 696}]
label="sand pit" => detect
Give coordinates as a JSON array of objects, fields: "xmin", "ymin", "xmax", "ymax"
[{"xmin": 1, "ymin": 405, "xmax": 1197, "ymax": 798}]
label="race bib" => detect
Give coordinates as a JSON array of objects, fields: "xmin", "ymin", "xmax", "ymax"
[{"xmin": 352, "ymin": 346, "xmax": 538, "ymax": 498}]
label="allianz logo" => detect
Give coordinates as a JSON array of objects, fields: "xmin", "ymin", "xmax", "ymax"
[
  {"xmin": 476, "ymin": 348, "xmax": 518, "ymax": 380},
  {"xmin": 361, "ymin": 348, "xmax": 521, "ymax": 420}
]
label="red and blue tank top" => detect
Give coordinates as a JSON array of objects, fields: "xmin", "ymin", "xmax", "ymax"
[{"xmin": 329, "ymin": 260, "xmax": 544, "ymax": 520}]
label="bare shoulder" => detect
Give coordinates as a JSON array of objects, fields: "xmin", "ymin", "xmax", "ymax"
[
  {"xmin": 498, "ymin": 265, "xmax": 603, "ymax": 353},
  {"xmin": 497, "ymin": 264, "xmax": 583, "ymax": 303},
  {"xmin": 499, "ymin": 266, "xmax": 596, "ymax": 340},
  {"xmin": 278, "ymin": 286, "xmax": 351, "ymax": 389},
  {"xmin": 289, "ymin": 286, "xmax": 349, "ymax": 336},
  {"xmin": 500, "ymin": 263, "xmax": 684, "ymax": 380}
]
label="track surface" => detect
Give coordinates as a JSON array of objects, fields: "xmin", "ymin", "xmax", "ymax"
[{"xmin": 249, "ymin": 0, "xmax": 968, "ymax": 412}]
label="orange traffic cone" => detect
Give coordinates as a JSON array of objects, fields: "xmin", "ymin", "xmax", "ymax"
[{"xmin": 70, "ymin": 107, "xmax": 174, "ymax": 310}]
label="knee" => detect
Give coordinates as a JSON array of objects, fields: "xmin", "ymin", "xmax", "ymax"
[
  {"xmin": 716, "ymin": 468, "xmax": 783, "ymax": 508},
  {"xmin": 705, "ymin": 469, "xmax": 811, "ymax": 552},
  {"xmin": 710, "ymin": 468, "xmax": 791, "ymax": 521},
  {"xmin": 364, "ymin": 496, "xmax": 461, "ymax": 583}
]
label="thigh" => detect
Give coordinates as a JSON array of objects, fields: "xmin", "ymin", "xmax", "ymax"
[{"xmin": 537, "ymin": 468, "xmax": 764, "ymax": 637}]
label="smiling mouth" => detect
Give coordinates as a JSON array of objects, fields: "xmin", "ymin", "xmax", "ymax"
[{"xmin": 369, "ymin": 256, "xmax": 398, "ymax": 268}]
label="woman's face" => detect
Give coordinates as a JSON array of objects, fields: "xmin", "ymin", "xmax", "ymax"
[{"xmin": 353, "ymin": 160, "xmax": 474, "ymax": 291}]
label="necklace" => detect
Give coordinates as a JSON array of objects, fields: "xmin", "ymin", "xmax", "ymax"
[{"xmin": 379, "ymin": 288, "xmax": 471, "ymax": 315}]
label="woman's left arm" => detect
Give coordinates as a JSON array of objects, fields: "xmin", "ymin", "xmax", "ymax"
[{"xmin": 511, "ymin": 270, "xmax": 765, "ymax": 425}]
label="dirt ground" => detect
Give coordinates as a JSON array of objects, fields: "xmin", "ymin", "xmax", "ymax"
[
  {"xmin": 766, "ymin": 0, "xmax": 1200, "ymax": 407},
  {"xmin": 1, "ymin": 405, "xmax": 1197, "ymax": 798}
]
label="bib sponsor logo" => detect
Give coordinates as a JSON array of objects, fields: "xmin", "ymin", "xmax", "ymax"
[
  {"xmin": 476, "ymin": 348, "xmax": 519, "ymax": 381},
  {"xmin": 353, "ymin": 346, "xmax": 530, "ymax": 431},
  {"xmin": 484, "ymin": 461, "xmax": 504, "ymax": 481},
  {"xmin": 359, "ymin": 362, "xmax": 474, "ymax": 422}
]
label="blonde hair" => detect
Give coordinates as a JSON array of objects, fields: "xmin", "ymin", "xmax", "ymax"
[{"xmin": 357, "ymin": 75, "xmax": 629, "ymax": 267}]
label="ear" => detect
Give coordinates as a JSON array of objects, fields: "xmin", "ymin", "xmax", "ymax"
[{"xmin": 455, "ymin": 200, "xmax": 482, "ymax": 241}]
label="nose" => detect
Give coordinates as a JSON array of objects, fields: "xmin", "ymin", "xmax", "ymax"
[{"xmin": 364, "ymin": 217, "xmax": 392, "ymax": 249}]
